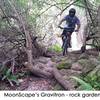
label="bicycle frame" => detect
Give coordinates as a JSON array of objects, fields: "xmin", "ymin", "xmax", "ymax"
[
  {"xmin": 62, "ymin": 32, "xmax": 71, "ymax": 55},
  {"xmin": 59, "ymin": 26, "xmax": 73, "ymax": 55}
]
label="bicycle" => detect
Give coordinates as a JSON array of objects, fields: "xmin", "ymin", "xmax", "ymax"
[{"xmin": 58, "ymin": 26, "xmax": 73, "ymax": 55}]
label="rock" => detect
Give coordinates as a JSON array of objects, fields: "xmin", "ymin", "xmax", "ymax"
[
  {"xmin": 87, "ymin": 64, "xmax": 100, "ymax": 78},
  {"xmin": 52, "ymin": 56, "xmax": 69, "ymax": 63},
  {"xmin": 89, "ymin": 57, "xmax": 100, "ymax": 66},
  {"xmin": 78, "ymin": 59, "xmax": 96, "ymax": 74},
  {"xmin": 35, "ymin": 57, "xmax": 51, "ymax": 64},
  {"xmin": 71, "ymin": 62, "xmax": 83, "ymax": 71},
  {"xmin": 18, "ymin": 79, "xmax": 24, "ymax": 83},
  {"xmin": 53, "ymin": 83, "xmax": 64, "ymax": 90},
  {"xmin": 97, "ymin": 52, "xmax": 100, "ymax": 61},
  {"xmin": 51, "ymin": 57, "xmax": 62, "ymax": 62},
  {"xmin": 60, "ymin": 69, "xmax": 82, "ymax": 78},
  {"xmin": 59, "ymin": 69, "xmax": 69, "ymax": 76},
  {"xmin": 46, "ymin": 60, "xmax": 55, "ymax": 68},
  {"xmin": 57, "ymin": 59, "xmax": 72, "ymax": 69},
  {"xmin": 78, "ymin": 53, "xmax": 89, "ymax": 59},
  {"xmin": 60, "ymin": 69, "xmax": 82, "ymax": 89}
]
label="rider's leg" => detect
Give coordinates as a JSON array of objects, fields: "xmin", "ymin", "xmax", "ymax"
[
  {"xmin": 62, "ymin": 35, "xmax": 64, "ymax": 48},
  {"xmin": 62, "ymin": 29, "xmax": 66, "ymax": 48}
]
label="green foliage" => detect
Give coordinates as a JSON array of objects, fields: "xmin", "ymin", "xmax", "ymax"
[
  {"xmin": 1, "ymin": 0, "xmax": 13, "ymax": 15},
  {"xmin": 49, "ymin": 44, "xmax": 62, "ymax": 52},
  {"xmin": 84, "ymin": 73, "xmax": 100, "ymax": 90},
  {"xmin": 57, "ymin": 61, "xmax": 71, "ymax": 69},
  {"xmin": 72, "ymin": 73, "xmax": 100, "ymax": 90},
  {"xmin": 71, "ymin": 76, "xmax": 94, "ymax": 90},
  {"xmin": 75, "ymin": 0, "xmax": 100, "ymax": 8},
  {"xmin": 14, "ymin": 0, "xmax": 29, "ymax": 10},
  {"xmin": 1, "ymin": 67, "xmax": 19, "ymax": 86},
  {"xmin": 94, "ymin": 0, "xmax": 100, "ymax": 5},
  {"xmin": 75, "ymin": 0, "xmax": 84, "ymax": 5}
]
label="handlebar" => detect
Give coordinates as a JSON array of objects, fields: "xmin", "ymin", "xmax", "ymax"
[
  {"xmin": 58, "ymin": 26, "xmax": 74, "ymax": 30},
  {"xmin": 58, "ymin": 26, "xmax": 78, "ymax": 32},
  {"xmin": 58, "ymin": 26, "xmax": 64, "ymax": 29},
  {"xmin": 58, "ymin": 26, "xmax": 70, "ymax": 29}
]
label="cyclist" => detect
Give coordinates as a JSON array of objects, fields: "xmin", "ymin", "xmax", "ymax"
[{"xmin": 58, "ymin": 8, "xmax": 80, "ymax": 48}]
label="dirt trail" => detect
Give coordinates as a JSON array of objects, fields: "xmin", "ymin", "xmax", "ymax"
[
  {"xmin": 1, "ymin": 49, "xmax": 98, "ymax": 91},
  {"xmin": 23, "ymin": 49, "xmax": 99, "ymax": 91}
]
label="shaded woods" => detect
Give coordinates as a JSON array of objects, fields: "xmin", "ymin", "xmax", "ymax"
[{"xmin": 0, "ymin": 0, "xmax": 100, "ymax": 90}]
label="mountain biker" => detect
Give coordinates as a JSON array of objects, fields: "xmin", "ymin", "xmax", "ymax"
[{"xmin": 58, "ymin": 8, "xmax": 81, "ymax": 48}]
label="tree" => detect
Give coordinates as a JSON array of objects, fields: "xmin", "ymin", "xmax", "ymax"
[{"xmin": 0, "ymin": 0, "xmax": 100, "ymax": 90}]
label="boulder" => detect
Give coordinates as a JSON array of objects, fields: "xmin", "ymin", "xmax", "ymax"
[
  {"xmin": 71, "ymin": 62, "xmax": 83, "ymax": 71},
  {"xmin": 57, "ymin": 59, "xmax": 72, "ymax": 69},
  {"xmin": 60, "ymin": 69, "xmax": 82, "ymax": 78},
  {"xmin": 53, "ymin": 83, "xmax": 64, "ymax": 90},
  {"xmin": 89, "ymin": 57, "xmax": 100, "ymax": 66},
  {"xmin": 78, "ymin": 53, "xmax": 89, "ymax": 59},
  {"xmin": 77, "ymin": 59, "xmax": 96, "ymax": 74},
  {"xmin": 87, "ymin": 64, "xmax": 100, "ymax": 78}
]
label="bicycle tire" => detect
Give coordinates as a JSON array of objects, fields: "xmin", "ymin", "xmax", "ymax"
[{"xmin": 62, "ymin": 38, "xmax": 68, "ymax": 55}]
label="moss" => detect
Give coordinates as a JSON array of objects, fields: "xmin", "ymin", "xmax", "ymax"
[
  {"xmin": 48, "ymin": 44, "xmax": 62, "ymax": 53},
  {"xmin": 57, "ymin": 60, "xmax": 72, "ymax": 69}
]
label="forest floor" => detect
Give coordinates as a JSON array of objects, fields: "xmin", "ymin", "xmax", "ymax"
[{"xmin": 0, "ymin": 48, "xmax": 99, "ymax": 91}]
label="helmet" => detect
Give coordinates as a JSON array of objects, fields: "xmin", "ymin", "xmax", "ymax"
[{"xmin": 69, "ymin": 8, "xmax": 76, "ymax": 17}]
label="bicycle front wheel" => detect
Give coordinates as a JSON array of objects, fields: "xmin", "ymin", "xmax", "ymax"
[{"xmin": 62, "ymin": 40, "xmax": 68, "ymax": 55}]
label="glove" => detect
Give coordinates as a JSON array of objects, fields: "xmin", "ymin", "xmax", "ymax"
[{"xmin": 58, "ymin": 25, "xmax": 63, "ymax": 29}]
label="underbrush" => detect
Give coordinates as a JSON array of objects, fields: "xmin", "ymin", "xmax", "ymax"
[{"xmin": 48, "ymin": 44, "xmax": 62, "ymax": 52}]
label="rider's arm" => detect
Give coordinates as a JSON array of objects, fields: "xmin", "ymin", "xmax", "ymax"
[
  {"xmin": 58, "ymin": 16, "xmax": 67, "ymax": 27},
  {"xmin": 58, "ymin": 18, "xmax": 65, "ymax": 27}
]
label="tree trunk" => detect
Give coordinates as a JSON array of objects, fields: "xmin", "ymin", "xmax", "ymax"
[{"xmin": 97, "ymin": 6, "xmax": 100, "ymax": 34}]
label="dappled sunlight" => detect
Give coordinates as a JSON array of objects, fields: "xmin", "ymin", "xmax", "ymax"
[
  {"xmin": 55, "ymin": 31, "xmax": 92, "ymax": 52},
  {"xmin": 71, "ymin": 32, "xmax": 81, "ymax": 51},
  {"xmin": 71, "ymin": 32, "xmax": 91, "ymax": 51}
]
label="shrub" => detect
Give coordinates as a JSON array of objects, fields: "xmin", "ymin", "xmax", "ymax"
[{"xmin": 48, "ymin": 44, "xmax": 62, "ymax": 52}]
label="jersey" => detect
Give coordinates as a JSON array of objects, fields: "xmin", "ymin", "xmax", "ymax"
[
  {"xmin": 62, "ymin": 15, "xmax": 80, "ymax": 36},
  {"xmin": 63, "ymin": 15, "xmax": 80, "ymax": 29}
]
